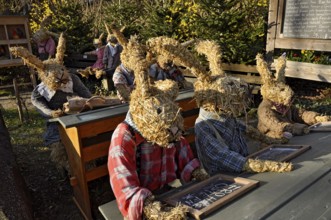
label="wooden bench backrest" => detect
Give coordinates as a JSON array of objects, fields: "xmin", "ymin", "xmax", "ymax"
[{"xmin": 68, "ymin": 96, "xmax": 199, "ymax": 186}]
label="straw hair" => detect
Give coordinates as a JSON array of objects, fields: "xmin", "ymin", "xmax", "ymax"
[
  {"xmin": 33, "ymin": 15, "xmax": 58, "ymax": 42},
  {"xmin": 194, "ymin": 75, "xmax": 250, "ymax": 116},
  {"xmin": 195, "ymin": 40, "xmax": 224, "ymax": 76},
  {"xmin": 55, "ymin": 33, "xmax": 66, "ymax": 64},
  {"xmin": 147, "ymin": 37, "xmax": 250, "ymax": 117},
  {"xmin": 9, "ymin": 46, "xmax": 44, "ymax": 71},
  {"xmin": 275, "ymin": 54, "xmax": 286, "ymax": 83},
  {"xmin": 109, "ymin": 22, "xmax": 128, "ymax": 46},
  {"xmin": 256, "ymin": 53, "xmax": 294, "ymax": 105},
  {"xmin": 10, "ymin": 33, "xmax": 70, "ymax": 91},
  {"xmin": 147, "ymin": 37, "xmax": 209, "ymax": 81},
  {"xmin": 126, "ymin": 36, "xmax": 183, "ymax": 146}
]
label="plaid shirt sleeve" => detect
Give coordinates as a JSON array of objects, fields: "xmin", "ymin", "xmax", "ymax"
[
  {"xmin": 108, "ymin": 123, "xmax": 152, "ymax": 220},
  {"xmin": 195, "ymin": 121, "xmax": 247, "ymax": 173},
  {"xmin": 176, "ymin": 137, "xmax": 201, "ymax": 183}
]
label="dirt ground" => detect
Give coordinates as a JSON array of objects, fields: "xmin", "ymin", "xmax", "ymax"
[{"xmin": 1, "ymin": 78, "xmax": 331, "ymax": 220}]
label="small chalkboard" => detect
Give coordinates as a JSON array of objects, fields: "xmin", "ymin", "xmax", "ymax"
[
  {"xmin": 160, "ymin": 174, "xmax": 259, "ymax": 220},
  {"xmin": 248, "ymin": 145, "xmax": 311, "ymax": 162},
  {"xmin": 309, "ymin": 122, "xmax": 331, "ymax": 132}
]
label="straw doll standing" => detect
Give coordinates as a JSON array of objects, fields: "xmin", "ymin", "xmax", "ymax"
[
  {"xmin": 107, "ymin": 36, "xmax": 208, "ymax": 220},
  {"xmin": 10, "ymin": 34, "xmax": 92, "ymax": 175},
  {"xmin": 107, "ymin": 23, "xmax": 135, "ymax": 103},
  {"xmin": 77, "ymin": 33, "xmax": 106, "ymax": 79},
  {"xmin": 256, "ymin": 53, "xmax": 331, "ymax": 139},
  {"xmin": 32, "ymin": 15, "xmax": 58, "ymax": 60},
  {"xmin": 147, "ymin": 37, "xmax": 293, "ymax": 174}
]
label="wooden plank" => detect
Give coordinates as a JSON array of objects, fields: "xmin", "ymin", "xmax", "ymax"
[
  {"xmin": 184, "ymin": 114, "xmax": 199, "ymax": 130},
  {"xmin": 274, "ymin": 38, "xmax": 331, "ymax": 52},
  {"xmin": 78, "ymin": 115, "xmax": 125, "ymax": 138},
  {"xmin": 285, "ymin": 61, "xmax": 331, "ymax": 82},
  {"xmin": 266, "ymin": 0, "xmax": 280, "ymax": 53},
  {"xmin": 178, "ymin": 98, "xmax": 197, "ymax": 112},
  {"xmin": 222, "ymin": 63, "xmax": 259, "ymax": 74},
  {"xmin": 58, "ymin": 125, "xmax": 93, "ymax": 219},
  {"xmin": 85, "ymin": 164, "xmax": 108, "ymax": 182},
  {"xmin": 82, "ymin": 141, "xmax": 110, "ymax": 162}
]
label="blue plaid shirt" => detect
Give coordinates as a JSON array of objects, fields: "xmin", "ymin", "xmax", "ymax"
[{"xmin": 195, "ymin": 108, "xmax": 248, "ymax": 174}]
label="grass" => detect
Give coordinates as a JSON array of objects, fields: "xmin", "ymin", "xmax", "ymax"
[{"xmin": 2, "ymin": 108, "xmax": 45, "ymax": 151}]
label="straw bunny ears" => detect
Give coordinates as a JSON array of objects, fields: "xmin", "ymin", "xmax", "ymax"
[
  {"xmin": 10, "ymin": 33, "xmax": 68, "ymax": 91},
  {"xmin": 256, "ymin": 53, "xmax": 294, "ymax": 106},
  {"xmin": 33, "ymin": 15, "xmax": 59, "ymax": 42},
  {"xmin": 107, "ymin": 24, "xmax": 183, "ymax": 146},
  {"xmin": 147, "ymin": 37, "xmax": 250, "ymax": 116}
]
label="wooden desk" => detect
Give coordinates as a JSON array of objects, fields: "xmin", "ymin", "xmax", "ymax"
[
  {"xmin": 205, "ymin": 132, "xmax": 331, "ymax": 220},
  {"xmin": 53, "ymin": 89, "xmax": 199, "ymax": 220}
]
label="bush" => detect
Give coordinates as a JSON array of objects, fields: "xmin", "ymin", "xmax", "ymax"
[{"xmin": 29, "ymin": 0, "xmax": 94, "ymax": 54}]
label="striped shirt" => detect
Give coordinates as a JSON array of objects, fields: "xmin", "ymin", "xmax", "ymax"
[{"xmin": 195, "ymin": 108, "xmax": 248, "ymax": 174}]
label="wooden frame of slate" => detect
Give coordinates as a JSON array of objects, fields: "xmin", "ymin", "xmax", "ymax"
[
  {"xmin": 160, "ymin": 174, "xmax": 259, "ymax": 220},
  {"xmin": 248, "ymin": 144, "xmax": 311, "ymax": 162},
  {"xmin": 309, "ymin": 122, "xmax": 331, "ymax": 132}
]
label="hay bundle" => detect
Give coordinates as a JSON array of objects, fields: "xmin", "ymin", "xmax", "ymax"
[
  {"xmin": 195, "ymin": 40, "xmax": 224, "ymax": 76},
  {"xmin": 244, "ymin": 158, "xmax": 293, "ymax": 173},
  {"xmin": 256, "ymin": 53, "xmax": 294, "ymax": 106},
  {"xmin": 33, "ymin": 15, "xmax": 59, "ymax": 42},
  {"xmin": 55, "ymin": 33, "xmax": 66, "ymax": 64},
  {"xmin": 143, "ymin": 200, "xmax": 188, "ymax": 220},
  {"xmin": 9, "ymin": 46, "xmax": 44, "ymax": 70},
  {"xmin": 194, "ymin": 75, "xmax": 250, "ymax": 116},
  {"xmin": 147, "ymin": 37, "xmax": 208, "ymax": 81},
  {"xmin": 10, "ymin": 33, "xmax": 70, "ymax": 91},
  {"xmin": 125, "ymin": 36, "xmax": 183, "ymax": 146},
  {"xmin": 146, "ymin": 37, "xmax": 251, "ymax": 117}
]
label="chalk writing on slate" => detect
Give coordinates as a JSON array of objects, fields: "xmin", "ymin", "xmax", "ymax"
[
  {"xmin": 283, "ymin": 0, "xmax": 331, "ymax": 39},
  {"xmin": 178, "ymin": 180, "xmax": 243, "ymax": 210}
]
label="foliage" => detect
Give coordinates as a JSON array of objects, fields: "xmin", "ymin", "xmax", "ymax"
[
  {"xmin": 102, "ymin": 0, "xmax": 143, "ymax": 37},
  {"xmin": 284, "ymin": 50, "xmax": 331, "ymax": 65},
  {"xmin": 29, "ymin": 0, "xmax": 94, "ymax": 54},
  {"xmin": 0, "ymin": 0, "xmax": 32, "ymax": 14},
  {"xmin": 102, "ymin": 0, "xmax": 268, "ymax": 64},
  {"xmin": 194, "ymin": 0, "xmax": 268, "ymax": 64}
]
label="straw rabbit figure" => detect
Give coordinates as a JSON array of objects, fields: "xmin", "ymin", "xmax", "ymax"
[
  {"xmin": 256, "ymin": 53, "xmax": 330, "ymax": 140},
  {"xmin": 77, "ymin": 33, "xmax": 106, "ymax": 79},
  {"xmin": 32, "ymin": 15, "xmax": 59, "ymax": 60},
  {"xmin": 146, "ymin": 36, "xmax": 292, "ymax": 174},
  {"xmin": 9, "ymin": 33, "xmax": 92, "ymax": 175},
  {"xmin": 108, "ymin": 35, "xmax": 209, "ymax": 220}
]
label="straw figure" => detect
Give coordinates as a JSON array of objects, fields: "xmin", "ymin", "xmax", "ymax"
[
  {"xmin": 32, "ymin": 15, "xmax": 59, "ymax": 60},
  {"xmin": 147, "ymin": 37, "xmax": 293, "ymax": 174},
  {"xmin": 107, "ymin": 35, "xmax": 208, "ymax": 220},
  {"xmin": 256, "ymin": 53, "xmax": 331, "ymax": 139},
  {"xmin": 103, "ymin": 23, "xmax": 123, "ymax": 72},
  {"xmin": 9, "ymin": 34, "xmax": 92, "ymax": 176},
  {"xmin": 77, "ymin": 33, "xmax": 106, "ymax": 80},
  {"xmin": 107, "ymin": 23, "xmax": 135, "ymax": 102},
  {"xmin": 149, "ymin": 55, "xmax": 193, "ymax": 90}
]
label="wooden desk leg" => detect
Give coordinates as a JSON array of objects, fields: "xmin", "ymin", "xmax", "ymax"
[{"xmin": 58, "ymin": 126, "xmax": 93, "ymax": 220}]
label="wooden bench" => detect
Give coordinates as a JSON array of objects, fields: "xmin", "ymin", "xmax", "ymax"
[
  {"xmin": 64, "ymin": 54, "xmax": 97, "ymax": 69},
  {"xmin": 53, "ymin": 89, "xmax": 199, "ymax": 220}
]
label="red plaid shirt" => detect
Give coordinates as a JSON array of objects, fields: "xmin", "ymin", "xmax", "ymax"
[{"xmin": 108, "ymin": 122, "xmax": 200, "ymax": 220}]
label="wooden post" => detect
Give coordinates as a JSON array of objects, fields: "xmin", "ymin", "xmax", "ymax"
[
  {"xmin": 13, "ymin": 78, "xmax": 24, "ymax": 123},
  {"xmin": 29, "ymin": 68, "xmax": 37, "ymax": 88}
]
